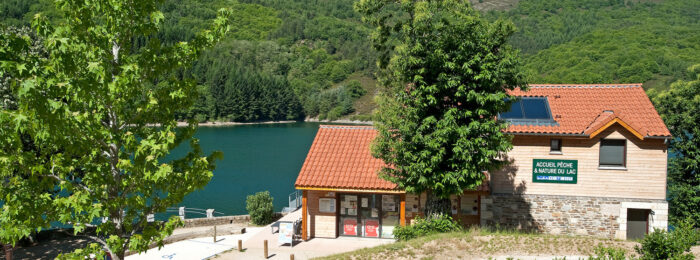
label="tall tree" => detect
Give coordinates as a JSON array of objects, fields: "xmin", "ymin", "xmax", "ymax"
[
  {"xmin": 0, "ymin": 0, "xmax": 229, "ymax": 259},
  {"xmin": 651, "ymin": 64, "xmax": 700, "ymax": 227},
  {"xmin": 356, "ymin": 0, "xmax": 526, "ymax": 215}
]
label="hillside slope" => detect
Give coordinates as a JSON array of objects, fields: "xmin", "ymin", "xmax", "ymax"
[{"xmin": 2, "ymin": 0, "xmax": 699, "ymax": 120}]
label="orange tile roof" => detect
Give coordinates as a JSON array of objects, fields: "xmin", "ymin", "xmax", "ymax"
[
  {"xmin": 506, "ymin": 84, "xmax": 671, "ymax": 138},
  {"xmin": 294, "ymin": 125, "xmax": 397, "ymax": 190},
  {"xmin": 296, "ymin": 84, "xmax": 670, "ymax": 190}
]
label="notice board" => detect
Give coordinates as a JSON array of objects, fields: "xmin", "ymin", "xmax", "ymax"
[{"xmin": 532, "ymin": 159, "xmax": 578, "ymax": 184}]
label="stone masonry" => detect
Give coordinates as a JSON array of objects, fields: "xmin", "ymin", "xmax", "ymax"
[{"xmin": 481, "ymin": 193, "xmax": 668, "ymax": 239}]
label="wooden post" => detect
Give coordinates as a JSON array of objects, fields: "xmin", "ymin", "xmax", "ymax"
[
  {"xmin": 213, "ymin": 226, "xmax": 217, "ymax": 243},
  {"xmin": 400, "ymin": 193, "xmax": 406, "ymax": 226},
  {"xmin": 264, "ymin": 240, "xmax": 268, "ymax": 259},
  {"xmin": 301, "ymin": 190, "xmax": 308, "ymax": 241},
  {"xmin": 238, "ymin": 239, "xmax": 242, "ymax": 252},
  {"xmin": 290, "ymin": 254, "xmax": 295, "ymax": 260}
]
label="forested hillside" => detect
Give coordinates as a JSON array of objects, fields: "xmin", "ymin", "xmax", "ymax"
[
  {"xmin": 3, "ymin": 0, "xmax": 700, "ymax": 121},
  {"xmin": 488, "ymin": 0, "xmax": 700, "ymax": 89}
]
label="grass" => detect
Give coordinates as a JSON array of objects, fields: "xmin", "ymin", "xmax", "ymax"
[
  {"xmin": 315, "ymin": 227, "xmax": 639, "ymax": 260},
  {"xmin": 346, "ymin": 72, "xmax": 379, "ymax": 119}
]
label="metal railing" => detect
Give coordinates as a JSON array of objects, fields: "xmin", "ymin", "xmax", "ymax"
[
  {"xmin": 160, "ymin": 207, "xmax": 226, "ymax": 220},
  {"xmin": 282, "ymin": 190, "xmax": 302, "ymax": 213}
]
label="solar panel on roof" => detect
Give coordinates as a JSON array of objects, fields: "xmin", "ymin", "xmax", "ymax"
[
  {"xmin": 499, "ymin": 97, "xmax": 556, "ymax": 125},
  {"xmin": 500, "ymin": 100, "xmax": 524, "ymax": 119},
  {"xmin": 521, "ymin": 98, "xmax": 551, "ymax": 119}
]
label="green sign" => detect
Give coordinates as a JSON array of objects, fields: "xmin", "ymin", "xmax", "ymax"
[{"xmin": 532, "ymin": 159, "xmax": 578, "ymax": 184}]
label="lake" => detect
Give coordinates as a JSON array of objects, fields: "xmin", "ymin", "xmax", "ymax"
[{"xmin": 166, "ymin": 122, "xmax": 337, "ymax": 218}]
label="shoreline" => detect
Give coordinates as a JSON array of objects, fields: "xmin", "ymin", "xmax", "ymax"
[{"xmin": 180, "ymin": 118, "xmax": 373, "ymax": 127}]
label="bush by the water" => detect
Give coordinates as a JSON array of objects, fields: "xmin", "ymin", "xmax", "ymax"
[
  {"xmin": 635, "ymin": 219, "xmax": 699, "ymax": 260},
  {"xmin": 246, "ymin": 191, "xmax": 275, "ymax": 225},
  {"xmin": 392, "ymin": 214, "xmax": 462, "ymax": 241}
]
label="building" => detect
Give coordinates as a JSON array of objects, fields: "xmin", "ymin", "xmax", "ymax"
[{"xmin": 294, "ymin": 84, "xmax": 671, "ymax": 241}]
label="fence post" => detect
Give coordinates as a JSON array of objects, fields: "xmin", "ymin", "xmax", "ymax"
[
  {"xmin": 179, "ymin": 207, "xmax": 185, "ymax": 220},
  {"xmin": 206, "ymin": 209, "xmax": 214, "ymax": 218},
  {"xmin": 238, "ymin": 239, "xmax": 242, "ymax": 252},
  {"xmin": 147, "ymin": 214, "xmax": 155, "ymax": 223},
  {"xmin": 213, "ymin": 226, "xmax": 217, "ymax": 243},
  {"xmin": 264, "ymin": 240, "xmax": 268, "ymax": 258}
]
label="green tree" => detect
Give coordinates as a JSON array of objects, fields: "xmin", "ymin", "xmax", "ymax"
[
  {"xmin": 0, "ymin": 0, "xmax": 229, "ymax": 259},
  {"xmin": 356, "ymin": 0, "xmax": 526, "ymax": 215},
  {"xmin": 651, "ymin": 64, "xmax": 700, "ymax": 227}
]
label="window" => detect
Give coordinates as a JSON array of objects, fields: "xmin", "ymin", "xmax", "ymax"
[
  {"xmin": 499, "ymin": 97, "xmax": 557, "ymax": 125},
  {"xmin": 600, "ymin": 139, "xmax": 626, "ymax": 168},
  {"xmin": 550, "ymin": 139, "xmax": 562, "ymax": 154}
]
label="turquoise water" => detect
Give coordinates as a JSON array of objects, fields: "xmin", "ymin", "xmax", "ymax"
[{"xmin": 167, "ymin": 122, "xmax": 325, "ymax": 217}]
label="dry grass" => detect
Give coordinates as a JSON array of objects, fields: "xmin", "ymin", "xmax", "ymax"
[
  {"xmin": 470, "ymin": 0, "xmax": 521, "ymax": 11},
  {"xmin": 345, "ymin": 72, "xmax": 379, "ymax": 118},
  {"xmin": 316, "ymin": 228, "xmax": 643, "ymax": 260}
]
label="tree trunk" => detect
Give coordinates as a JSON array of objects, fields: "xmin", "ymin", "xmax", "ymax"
[
  {"xmin": 423, "ymin": 190, "xmax": 451, "ymax": 217},
  {"xmin": 115, "ymin": 251, "xmax": 124, "ymax": 260},
  {"xmin": 3, "ymin": 244, "xmax": 13, "ymax": 260}
]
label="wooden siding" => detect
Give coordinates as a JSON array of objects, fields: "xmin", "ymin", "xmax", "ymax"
[{"xmin": 492, "ymin": 125, "xmax": 667, "ymax": 200}]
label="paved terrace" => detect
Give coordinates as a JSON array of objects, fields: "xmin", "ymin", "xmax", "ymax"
[{"xmin": 126, "ymin": 209, "xmax": 394, "ymax": 260}]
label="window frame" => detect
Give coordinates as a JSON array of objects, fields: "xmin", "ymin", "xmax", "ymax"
[
  {"xmin": 550, "ymin": 138, "xmax": 562, "ymax": 154},
  {"xmin": 599, "ymin": 139, "xmax": 627, "ymax": 169}
]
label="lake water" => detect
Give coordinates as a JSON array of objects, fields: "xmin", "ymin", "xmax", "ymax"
[{"xmin": 166, "ymin": 122, "xmax": 330, "ymax": 217}]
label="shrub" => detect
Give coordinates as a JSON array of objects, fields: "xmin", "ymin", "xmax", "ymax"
[
  {"xmin": 246, "ymin": 191, "xmax": 275, "ymax": 225},
  {"xmin": 587, "ymin": 244, "xmax": 628, "ymax": 260},
  {"xmin": 392, "ymin": 214, "xmax": 462, "ymax": 241},
  {"xmin": 345, "ymin": 80, "xmax": 366, "ymax": 98},
  {"xmin": 635, "ymin": 219, "xmax": 699, "ymax": 260},
  {"xmin": 194, "ymin": 114, "xmax": 208, "ymax": 123}
]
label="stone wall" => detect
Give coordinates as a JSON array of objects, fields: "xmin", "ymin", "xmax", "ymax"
[
  {"xmin": 481, "ymin": 193, "xmax": 667, "ymax": 239},
  {"xmin": 182, "ymin": 215, "xmax": 250, "ymax": 228}
]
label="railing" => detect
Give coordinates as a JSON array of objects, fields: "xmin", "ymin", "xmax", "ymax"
[
  {"xmin": 282, "ymin": 190, "xmax": 302, "ymax": 213},
  {"xmin": 156, "ymin": 207, "xmax": 227, "ymax": 221}
]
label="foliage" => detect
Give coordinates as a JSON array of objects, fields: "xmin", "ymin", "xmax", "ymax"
[
  {"xmin": 345, "ymin": 80, "xmax": 366, "ymax": 98},
  {"xmin": 0, "ymin": 0, "xmax": 228, "ymax": 259},
  {"xmin": 0, "ymin": 0, "xmax": 60, "ymax": 27},
  {"xmin": 2, "ymin": 0, "xmax": 371, "ymax": 121},
  {"xmin": 486, "ymin": 0, "xmax": 700, "ymax": 88},
  {"xmin": 358, "ymin": 0, "xmax": 525, "ymax": 214},
  {"xmin": 587, "ymin": 244, "xmax": 628, "ymax": 260},
  {"xmin": 650, "ymin": 64, "xmax": 700, "ymax": 227},
  {"xmin": 7, "ymin": 0, "xmax": 700, "ymax": 123},
  {"xmin": 187, "ymin": 40, "xmax": 367, "ymax": 122},
  {"xmin": 392, "ymin": 214, "xmax": 462, "ymax": 241},
  {"xmin": 0, "ymin": 26, "xmax": 45, "ymax": 110},
  {"xmin": 246, "ymin": 191, "xmax": 275, "ymax": 226},
  {"xmin": 634, "ymin": 219, "xmax": 699, "ymax": 260},
  {"xmin": 158, "ymin": 0, "xmax": 280, "ymax": 43},
  {"xmin": 185, "ymin": 64, "xmax": 303, "ymax": 122}
]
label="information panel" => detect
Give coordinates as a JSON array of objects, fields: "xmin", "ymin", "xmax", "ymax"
[
  {"xmin": 278, "ymin": 222, "xmax": 294, "ymax": 245},
  {"xmin": 532, "ymin": 159, "xmax": 578, "ymax": 184}
]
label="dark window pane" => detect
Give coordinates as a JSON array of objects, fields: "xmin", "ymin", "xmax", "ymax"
[
  {"xmin": 600, "ymin": 139, "xmax": 626, "ymax": 166},
  {"xmin": 522, "ymin": 98, "xmax": 551, "ymax": 119},
  {"xmin": 550, "ymin": 139, "xmax": 561, "ymax": 152},
  {"xmin": 500, "ymin": 101, "xmax": 524, "ymax": 119}
]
